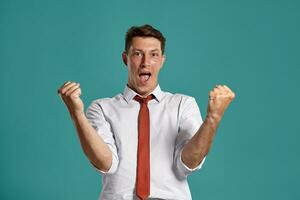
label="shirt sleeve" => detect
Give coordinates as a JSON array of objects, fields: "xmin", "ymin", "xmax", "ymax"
[
  {"xmin": 85, "ymin": 100, "xmax": 119, "ymax": 175},
  {"xmin": 174, "ymin": 96, "xmax": 206, "ymax": 179}
]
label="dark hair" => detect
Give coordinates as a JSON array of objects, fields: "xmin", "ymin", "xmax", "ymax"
[{"xmin": 125, "ymin": 24, "xmax": 166, "ymax": 54}]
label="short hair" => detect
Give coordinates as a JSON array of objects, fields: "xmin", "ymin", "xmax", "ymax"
[{"xmin": 125, "ymin": 24, "xmax": 166, "ymax": 54}]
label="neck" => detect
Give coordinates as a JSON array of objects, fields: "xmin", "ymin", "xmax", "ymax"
[{"xmin": 127, "ymin": 84, "xmax": 157, "ymax": 97}]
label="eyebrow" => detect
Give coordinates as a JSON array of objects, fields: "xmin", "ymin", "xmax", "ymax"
[{"xmin": 132, "ymin": 48, "xmax": 161, "ymax": 52}]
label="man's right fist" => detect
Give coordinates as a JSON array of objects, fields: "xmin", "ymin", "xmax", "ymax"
[{"xmin": 58, "ymin": 81, "xmax": 84, "ymax": 117}]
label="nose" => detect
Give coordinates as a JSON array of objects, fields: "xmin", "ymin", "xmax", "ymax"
[{"xmin": 141, "ymin": 54, "xmax": 150, "ymax": 68}]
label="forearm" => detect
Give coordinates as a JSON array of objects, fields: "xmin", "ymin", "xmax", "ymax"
[
  {"xmin": 71, "ymin": 112, "xmax": 112, "ymax": 172},
  {"xmin": 181, "ymin": 115, "xmax": 220, "ymax": 169}
]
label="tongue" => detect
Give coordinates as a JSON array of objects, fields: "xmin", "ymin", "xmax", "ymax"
[{"xmin": 140, "ymin": 75, "xmax": 150, "ymax": 82}]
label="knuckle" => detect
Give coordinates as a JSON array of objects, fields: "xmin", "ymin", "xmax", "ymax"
[{"xmin": 65, "ymin": 90, "xmax": 72, "ymax": 96}]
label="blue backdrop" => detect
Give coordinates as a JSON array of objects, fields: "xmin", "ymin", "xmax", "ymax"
[{"xmin": 1, "ymin": 0, "xmax": 299, "ymax": 199}]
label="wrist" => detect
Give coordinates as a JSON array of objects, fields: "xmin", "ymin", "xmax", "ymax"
[
  {"xmin": 70, "ymin": 110, "xmax": 85, "ymax": 120},
  {"xmin": 205, "ymin": 113, "xmax": 221, "ymax": 129}
]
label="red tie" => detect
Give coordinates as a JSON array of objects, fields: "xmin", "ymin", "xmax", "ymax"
[{"xmin": 134, "ymin": 95, "xmax": 154, "ymax": 200}]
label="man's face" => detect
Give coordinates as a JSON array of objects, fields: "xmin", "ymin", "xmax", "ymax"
[{"xmin": 122, "ymin": 37, "xmax": 165, "ymax": 96}]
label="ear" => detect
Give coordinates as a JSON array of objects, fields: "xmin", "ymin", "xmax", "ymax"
[
  {"xmin": 161, "ymin": 54, "xmax": 166, "ymax": 68},
  {"xmin": 122, "ymin": 52, "xmax": 128, "ymax": 66}
]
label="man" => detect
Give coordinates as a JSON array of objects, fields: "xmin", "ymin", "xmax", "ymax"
[{"xmin": 58, "ymin": 24, "xmax": 235, "ymax": 200}]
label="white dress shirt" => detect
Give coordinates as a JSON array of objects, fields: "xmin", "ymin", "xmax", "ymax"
[{"xmin": 86, "ymin": 85, "xmax": 206, "ymax": 200}]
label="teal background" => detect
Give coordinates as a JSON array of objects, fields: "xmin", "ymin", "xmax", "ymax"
[{"xmin": 1, "ymin": 0, "xmax": 299, "ymax": 199}]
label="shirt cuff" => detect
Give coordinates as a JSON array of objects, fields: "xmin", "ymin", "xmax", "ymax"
[
  {"xmin": 90, "ymin": 144, "xmax": 119, "ymax": 175},
  {"xmin": 176, "ymin": 148, "xmax": 206, "ymax": 177}
]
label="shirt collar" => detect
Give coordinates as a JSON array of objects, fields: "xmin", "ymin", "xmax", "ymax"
[{"xmin": 123, "ymin": 84, "xmax": 163, "ymax": 103}]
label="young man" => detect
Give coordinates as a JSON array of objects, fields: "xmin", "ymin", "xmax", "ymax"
[{"xmin": 58, "ymin": 24, "xmax": 235, "ymax": 200}]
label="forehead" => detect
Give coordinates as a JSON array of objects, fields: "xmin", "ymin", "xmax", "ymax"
[{"xmin": 130, "ymin": 37, "xmax": 161, "ymax": 51}]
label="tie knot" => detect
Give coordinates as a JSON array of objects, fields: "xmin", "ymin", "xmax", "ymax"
[{"xmin": 134, "ymin": 94, "xmax": 154, "ymax": 104}]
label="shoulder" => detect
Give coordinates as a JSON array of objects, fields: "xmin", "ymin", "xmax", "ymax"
[
  {"xmin": 87, "ymin": 93, "xmax": 124, "ymax": 110},
  {"xmin": 91, "ymin": 93, "xmax": 123, "ymax": 103},
  {"xmin": 162, "ymin": 91, "xmax": 201, "ymax": 115},
  {"xmin": 162, "ymin": 91, "xmax": 197, "ymax": 105}
]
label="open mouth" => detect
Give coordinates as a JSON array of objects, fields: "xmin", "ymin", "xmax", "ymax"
[{"xmin": 139, "ymin": 72, "xmax": 151, "ymax": 82}]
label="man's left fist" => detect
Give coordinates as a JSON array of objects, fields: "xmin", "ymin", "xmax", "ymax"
[{"xmin": 207, "ymin": 85, "xmax": 235, "ymax": 123}]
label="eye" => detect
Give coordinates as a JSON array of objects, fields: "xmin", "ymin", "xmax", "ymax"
[
  {"xmin": 133, "ymin": 51, "xmax": 143, "ymax": 57},
  {"xmin": 151, "ymin": 52, "xmax": 159, "ymax": 57}
]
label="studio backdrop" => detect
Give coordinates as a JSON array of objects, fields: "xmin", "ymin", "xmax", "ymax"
[{"xmin": 1, "ymin": 0, "xmax": 299, "ymax": 199}]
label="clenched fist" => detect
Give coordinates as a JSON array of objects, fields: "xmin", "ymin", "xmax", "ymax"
[
  {"xmin": 58, "ymin": 81, "xmax": 84, "ymax": 118},
  {"xmin": 207, "ymin": 85, "xmax": 235, "ymax": 123}
]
